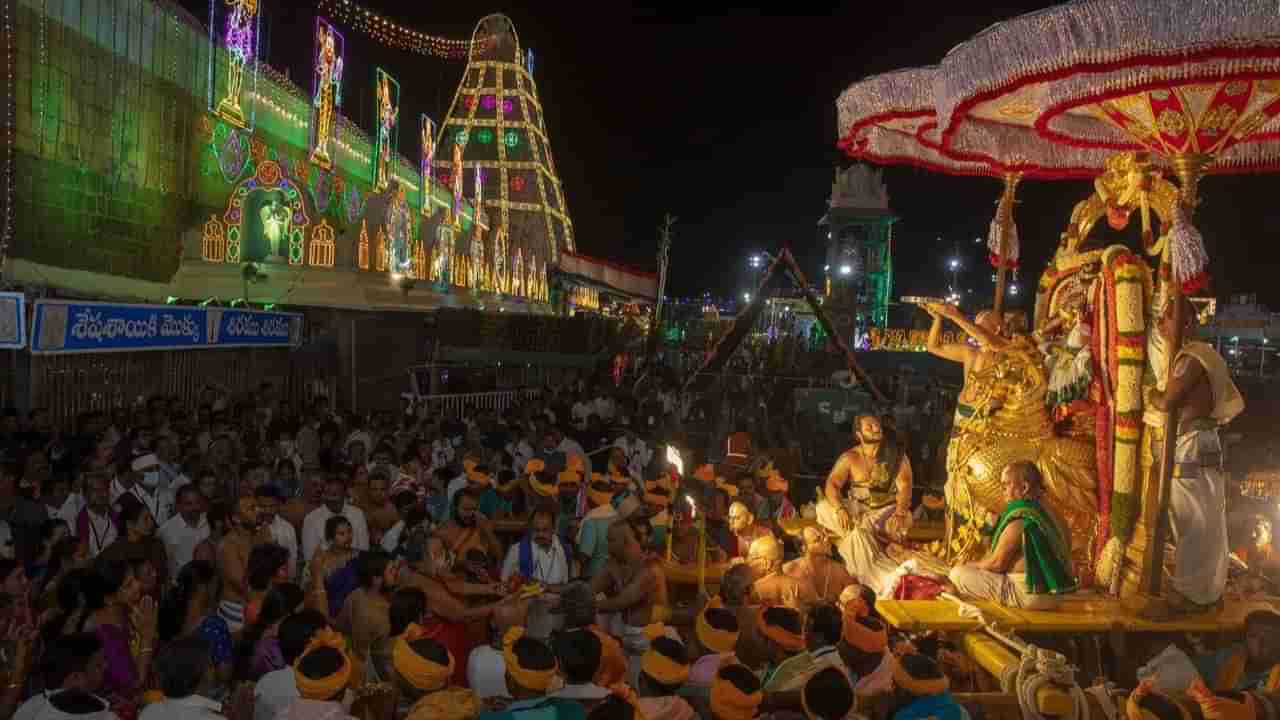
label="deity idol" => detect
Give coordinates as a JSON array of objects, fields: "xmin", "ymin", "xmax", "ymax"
[
  {"xmin": 310, "ymin": 23, "xmax": 343, "ymax": 168},
  {"xmin": 216, "ymin": 0, "xmax": 258, "ymax": 126},
  {"xmin": 375, "ymin": 73, "xmax": 398, "ymax": 191}
]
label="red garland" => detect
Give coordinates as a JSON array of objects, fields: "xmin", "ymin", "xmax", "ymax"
[{"xmin": 1181, "ymin": 272, "xmax": 1209, "ymax": 295}]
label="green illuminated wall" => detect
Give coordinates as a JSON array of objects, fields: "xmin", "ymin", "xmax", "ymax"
[{"xmin": 10, "ymin": 0, "xmax": 475, "ymax": 283}]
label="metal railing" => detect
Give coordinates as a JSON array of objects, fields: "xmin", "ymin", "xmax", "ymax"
[{"xmin": 401, "ymin": 388, "xmax": 543, "ymax": 419}]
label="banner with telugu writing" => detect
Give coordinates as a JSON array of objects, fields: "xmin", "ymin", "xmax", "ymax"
[{"xmin": 31, "ymin": 300, "xmax": 303, "ymax": 354}]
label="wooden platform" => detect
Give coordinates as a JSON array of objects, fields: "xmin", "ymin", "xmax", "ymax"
[
  {"xmin": 778, "ymin": 518, "xmax": 946, "ymax": 543},
  {"xmin": 877, "ymin": 595, "xmax": 1279, "ymax": 634}
]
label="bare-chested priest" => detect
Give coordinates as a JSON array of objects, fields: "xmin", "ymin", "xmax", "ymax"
[
  {"xmin": 591, "ymin": 520, "xmax": 670, "ymax": 686},
  {"xmin": 817, "ymin": 415, "xmax": 912, "ymax": 594},
  {"xmin": 923, "ymin": 302, "xmax": 1011, "ymax": 434}
]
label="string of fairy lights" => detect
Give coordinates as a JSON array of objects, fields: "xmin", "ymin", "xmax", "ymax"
[{"xmin": 316, "ymin": 0, "xmax": 488, "ymax": 59}]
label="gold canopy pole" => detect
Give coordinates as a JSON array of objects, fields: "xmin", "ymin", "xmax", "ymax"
[
  {"xmin": 992, "ymin": 172, "xmax": 1023, "ymax": 317},
  {"xmin": 1145, "ymin": 151, "xmax": 1211, "ymax": 597}
]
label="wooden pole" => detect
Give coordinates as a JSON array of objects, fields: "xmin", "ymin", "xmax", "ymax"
[
  {"xmin": 992, "ymin": 172, "xmax": 1022, "ymax": 317},
  {"xmin": 1145, "ymin": 151, "xmax": 1211, "ymax": 596}
]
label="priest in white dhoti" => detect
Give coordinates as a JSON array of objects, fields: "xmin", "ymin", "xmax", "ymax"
[{"xmin": 1145, "ymin": 296, "xmax": 1243, "ymax": 617}]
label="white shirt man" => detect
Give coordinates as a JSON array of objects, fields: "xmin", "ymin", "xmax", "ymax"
[
  {"xmin": 500, "ymin": 514, "xmax": 570, "ymax": 586},
  {"xmin": 45, "ymin": 492, "xmax": 85, "ymax": 537},
  {"xmin": 254, "ymin": 666, "xmax": 298, "ymax": 720},
  {"xmin": 158, "ymin": 490, "xmax": 210, "ymax": 577},
  {"xmin": 301, "ymin": 495, "xmax": 369, "ymax": 562},
  {"xmin": 139, "ymin": 693, "xmax": 224, "ymax": 720},
  {"xmin": 612, "ymin": 435, "xmax": 652, "ymax": 480},
  {"xmin": 265, "ymin": 514, "xmax": 300, "ymax": 581},
  {"xmin": 124, "ymin": 454, "xmax": 176, "ymax": 526}
]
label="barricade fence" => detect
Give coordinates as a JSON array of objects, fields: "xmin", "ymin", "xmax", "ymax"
[{"xmin": 402, "ymin": 388, "xmax": 544, "ymax": 420}]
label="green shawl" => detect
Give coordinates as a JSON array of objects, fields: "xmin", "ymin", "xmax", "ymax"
[{"xmin": 991, "ymin": 498, "xmax": 1077, "ymax": 595}]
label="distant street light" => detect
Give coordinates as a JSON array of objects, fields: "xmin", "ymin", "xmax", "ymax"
[
  {"xmin": 839, "ymin": 265, "xmax": 852, "ymax": 276},
  {"xmin": 743, "ymin": 292, "xmax": 752, "ymax": 302}
]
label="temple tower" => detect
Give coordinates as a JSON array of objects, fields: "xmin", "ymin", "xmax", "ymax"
[{"xmin": 818, "ymin": 165, "xmax": 897, "ymax": 331}]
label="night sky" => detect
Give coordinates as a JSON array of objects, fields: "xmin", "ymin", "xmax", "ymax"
[{"xmin": 177, "ymin": 1, "xmax": 1280, "ymax": 310}]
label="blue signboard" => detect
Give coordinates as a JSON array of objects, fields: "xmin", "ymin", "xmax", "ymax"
[
  {"xmin": 31, "ymin": 300, "xmax": 302, "ymax": 354},
  {"xmin": 0, "ymin": 292, "xmax": 25, "ymax": 349}
]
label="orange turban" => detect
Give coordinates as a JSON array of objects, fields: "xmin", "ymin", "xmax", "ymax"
[
  {"xmin": 711, "ymin": 665, "xmax": 762, "ymax": 720},
  {"xmin": 502, "ymin": 627, "xmax": 557, "ymax": 692},
  {"xmin": 293, "ymin": 628, "xmax": 353, "ymax": 700},
  {"xmin": 641, "ymin": 625, "xmax": 690, "ymax": 686},
  {"xmin": 696, "ymin": 607, "xmax": 740, "ymax": 654},
  {"xmin": 392, "ymin": 624, "xmax": 454, "ymax": 692},
  {"xmin": 843, "ymin": 615, "xmax": 888, "ymax": 654},
  {"xmin": 892, "ymin": 659, "xmax": 950, "ymax": 696},
  {"xmin": 1187, "ymin": 678, "xmax": 1258, "ymax": 720},
  {"xmin": 589, "ymin": 625, "xmax": 628, "ymax": 687},
  {"xmin": 757, "ymin": 607, "xmax": 805, "ymax": 653}
]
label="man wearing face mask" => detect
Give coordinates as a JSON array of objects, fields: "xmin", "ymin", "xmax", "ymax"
[{"xmin": 119, "ymin": 454, "xmax": 175, "ymax": 527}]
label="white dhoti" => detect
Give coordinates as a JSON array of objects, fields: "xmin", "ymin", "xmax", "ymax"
[
  {"xmin": 1167, "ymin": 423, "xmax": 1229, "ymax": 606},
  {"xmin": 836, "ymin": 526, "xmax": 902, "ymax": 596},
  {"xmin": 947, "ymin": 566, "xmax": 1062, "ymax": 610}
]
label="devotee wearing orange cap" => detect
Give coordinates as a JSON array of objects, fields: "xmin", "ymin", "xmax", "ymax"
[
  {"xmin": 747, "ymin": 535, "xmax": 804, "ymax": 610},
  {"xmin": 637, "ymin": 627, "xmax": 697, "ymax": 720},
  {"xmin": 476, "ymin": 627, "xmax": 586, "ymax": 720},
  {"xmin": 686, "ymin": 604, "xmax": 741, "ymax": 692},
  {"xmin": 643, "ymin": 480, "xmax": 673, "ymax": 551},
  {"xmin": 785, "ymin": 526, "xmax": 855, "ymax": 606},
  {"xmin": 836, "ymin": 585, "xmax": 896, "ymax": 702},
  {"xmin": 554, "ymin": 582, "xmax": 628, "ymax": 690},
  {"xmin": 716, "ymin": 564, "xmax": 772, "ymax": 672},
  {"xmin": 709, "ymin": 663, "xmax": 763, "ymax": 720},
  {"xmin": 575, "ymin": 479, "xmax": 617, "ymax": 578},
  {"xmin": 548, "ymin": 628, "xmax": 611, "ymax": 711},
  {"xmin": 763, "ymin": 604, "xmax": 848, "ymax": 695},
  {"xmin": 888, "ymin": 653, "xmax": 970, "ymax": 720},
  {"xmin": 389, "ymin": 628, "xmax": 480, "ymax": 720},
  {"xmin": 756, "ymin": 606, "xmax": 807, "ymax": 689},
  {"xmin": 277, "ymin": 628, "xmax": 358, "ymax": 720},
  {"xmin": 254, "ymin": 609, "xmax": 328, "ymax": 720},
  {"xmin": 466, "ymin": 590, "xmax": 531, "ymax": 701}
]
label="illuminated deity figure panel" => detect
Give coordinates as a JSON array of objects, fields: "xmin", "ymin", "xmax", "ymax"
[
  {"xmin": 214, "ymin": 0, "xmax": 259, "ymax": 128},
  {"xmin": 310, "ymin": 18, "xmax": 345, "ymax": 170}
]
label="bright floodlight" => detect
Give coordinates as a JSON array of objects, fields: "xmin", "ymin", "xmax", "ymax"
[
  {"xmin": 686, "ymin": 494, "xmax": 697, "ymax": 518},
  {"xmin": 666, "ymin": 445, "xmax": 684, "ymax": 476},
  {"xmin": 1009, "ymin": 284, "xmax": 1019, "ymax": 296},
  {"xmin": 839, "ymin": 265, "xmax": 852, "ymax": 276},
  {"xmin": 743, "ymin": 292, "xmax": 752, "ymax": 302},
  {"xmin": 949, "ymin": 259, "xmax": 960, "ymax": 269}
]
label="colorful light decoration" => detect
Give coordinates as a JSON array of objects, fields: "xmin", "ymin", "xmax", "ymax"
[
  {"xmin": 475, "ymin": 128, "xmax": 494, "ymax": 144},
  {"xmin": 309, "ymin": 17, "xmax": 344, "ymax": 170},
  {"xmin": 210, "ymin": 0, "xmax": 260, "ymax": 129},
  {"xmin": 371, "ymin": 67, "xmax": 399, "ymax": 193},
  {"xmin": 202, "ymin": 215, "xmax": 227, "ymax": 262},
  {"xmin": 420, "ymin": 114, "xmax": 435, "ymax": 217},
  {"xmin": 357, "ymin": 218, "xmax": 369, "ymax": 269},
  {"xmin": 309, "ymin": 219, "xmax": 336, "ymax": 267},
  {"xmin": 222, "ymin": 160, "xmax": 309, "ymax": 265},
  {"xmin": 433, "ymin": 225, "xmax": 453, "ymax": 284},
  {"xmin": 503, "ymin": 129, "xmax": 520, "ymax": 148},
  {"xmin": 511, "ymin": 247, "xmax": 524, "ymax": 297},
  {"xmin": 386, "ymin": 188, "xmax": 413, "ymax": 272},
  {"xmin": 510, "ymin": 175, "xmax": 526, "ymax": 193},
  {"xmin": 317, "ymin": 0, "xmax": 487, "ymax": 59},
  {"xmin": 571, "ymin": 285, "xmax": 600, "ymax": 311},
  {"xmin": 451, "ymin": 141, "xmax": 464, "ymax": 227},
  {"xmin": 492, "ymin": 227, "xmax": 508, "ymax": 293}
]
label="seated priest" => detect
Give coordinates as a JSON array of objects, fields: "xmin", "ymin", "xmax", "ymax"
[
  {"xmin": 727, "ymin": 501, "xmax": 773, "ymax": 559},
  {"xmin": 947, "ymin": 461, "xmax": 1075, "ymax": 611}
]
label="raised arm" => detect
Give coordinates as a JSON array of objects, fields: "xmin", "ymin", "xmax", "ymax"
[
  {"xmin": 925, "ymin": 305, "xmax": 973, "ymax": 364},
  {"xmin": 937, "ymin": 304, "xmax": 1009, "ymax": 352}
]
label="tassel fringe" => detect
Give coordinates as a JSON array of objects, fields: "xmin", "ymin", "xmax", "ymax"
[
  {"xmin": 987, "ymin": 214, "xmax": 1019, "ymax": 269},
  {"xmin": 1167, "ymin": 205, "xmax": 1208, "ymax": 294}
]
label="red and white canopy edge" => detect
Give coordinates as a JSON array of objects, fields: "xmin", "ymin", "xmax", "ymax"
[
  {"xmin": 837, "ymin": 65, "xmax": 1111, "ymax": 312},
  {"xmin": 935, "ymin": 0, "xmax": 1280, "ymax": 295},
  {"xmin": 934, "ymin": 0, "xmax": 1280, "ymax": 598}
]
